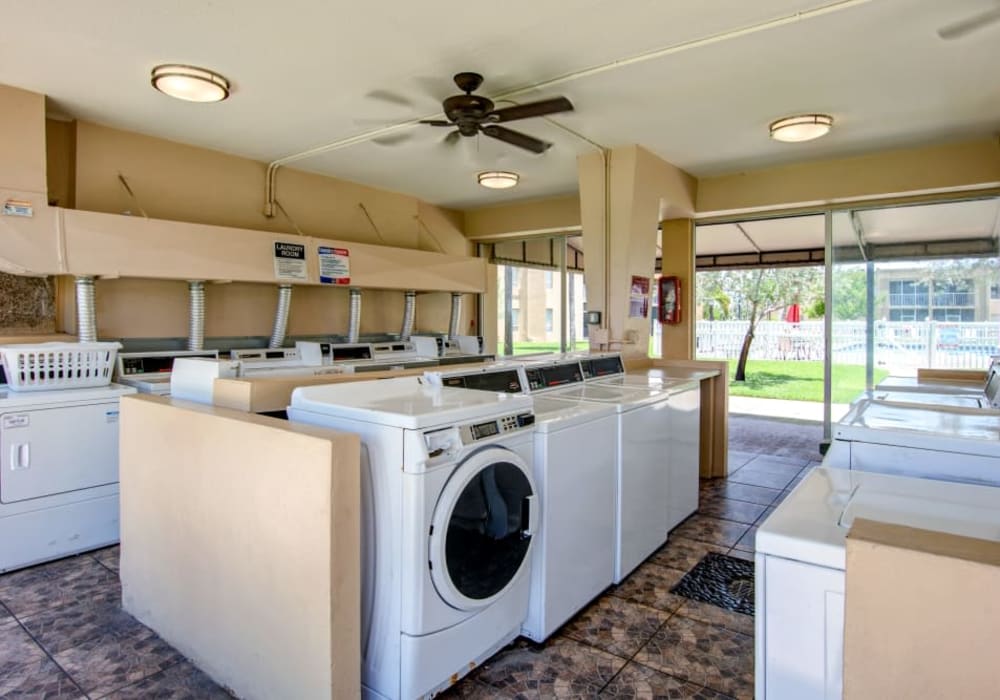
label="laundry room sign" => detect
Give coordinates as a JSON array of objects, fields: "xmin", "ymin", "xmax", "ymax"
[
  {"xmin": 273, "ymin": 242, "xmax": 307, "ymax": 281},
  {"xmin": 318, "ymin": 246, "xmax": 350, "ymax": 285}
]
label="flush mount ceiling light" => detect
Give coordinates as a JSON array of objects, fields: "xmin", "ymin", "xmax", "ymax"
[
  {"xmin": 769, "ymin": 114, "xmax": 833, "ymax": 143},
  {"xmin": 151, "ymin": 64, "xmax": 230, "ymax": 103},
  {"xmin": 477, "ymin": 171, "xmax": 519, "ymax": 189}
]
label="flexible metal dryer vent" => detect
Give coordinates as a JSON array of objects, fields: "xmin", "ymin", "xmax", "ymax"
[
  {"xmin": 187, "ymin": 281, "xmax": 205, "ymax": 351},
  {"xmin": 400, "ymin": 291, "xmax": 416, "ymax": 340},
  {"xmin": 448, "ymin": 292, "xmax": 462, "ymax": 340},
  {"xmin": 75, "ymin": 276, "xmax": 97, "ymax": 342},
  {"xmin": 348, "ymin": 288, "xmax": 362, "ymax": 343},
  {"xmin": 269, "ymin": 284, "xmax": 293, "ymax": 349}
]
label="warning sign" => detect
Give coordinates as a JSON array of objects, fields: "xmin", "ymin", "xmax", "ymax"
[
  {"xmin": 318, "ymin": 246, "xmax": 350, "ymax": 285},
  {"xmin": 273, "ymin": 241, "xmax": 307, "ymax": 281}
]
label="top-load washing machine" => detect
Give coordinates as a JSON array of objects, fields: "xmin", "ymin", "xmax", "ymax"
[
  {"xmin": 755, "ymin": 467, "xmax": 1000, "ymax": 700},
  {"xmin": 591, "ymin": 357, "xmax": 702, "ymax": 531},
  {"xmin": 115, "ymin": 349, "xmax": 219, "ymax": 395},
  {"xmin": 863, "ymin": 366, "xmax": 1000, "ymax": 409},
  {"xmin": 529, "ymin": 356, "xmax": 676, "ymax": 582},
  {"xmin": 425, "ymin": 362, "xmax": 617, "ymax": 642},
  {"xmin": 824, "ymin": 397, "xmax": 1000, "ymax": 485},
  {"xmin": 288, "ymin": 377, "xmax": 538, "ymax": 700},
  {"xmin": 876, "ymin": 358, "xmax": 1000, "ymax": 395}
]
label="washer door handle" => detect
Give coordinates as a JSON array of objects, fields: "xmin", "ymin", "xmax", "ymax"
[{"xmin": 522, "ymin": 494, "xmax": 538, "ymax": 537}]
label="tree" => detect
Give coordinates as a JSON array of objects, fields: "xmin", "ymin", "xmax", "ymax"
[{"xmin": 698, "ymin": 266, "xmax": 822, "ymax": 381}]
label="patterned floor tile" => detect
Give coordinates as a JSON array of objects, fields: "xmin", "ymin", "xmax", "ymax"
[
  {"xmin": 726, "ymin": 469, "xmax": 794, "ymax": 491},
  {"xmin": 600, "ymin": 662, "xmax": 735, "ymax": 699},
  {"xmin": 726, "ymin": 549, "xmax": 754, "ymax": 563},
  {"xmin": 475, "ymin": 636, "xmax": 627, "ymax": 698},
  {"xmin": 439, "ymin": 678, "xmax": 518, "ymax": 699},
  {"xmin": 733, "ymin": 526, "xmax": 758, "ymax": 553},
  {"xmin": 22, "ymin": 597, "xmax": 144, "ymax": 656},
  {"xmin": 650, "ymin": 537, "xmax": 727, "ymax": 572},
  {"xmin": 0, "ymin": 556, "xmax": 120, "ymax": 618},
  {"xmin": 53, "ymin": 627, "xmax": 183, "ymax": 697},
  {"xmin": 697, "ymin": 498, "xmax": 766, "ymax": 525},
  {"xmin": 100, "ymin": 660, "xmax": 233, "ymax": 699},
  {"xmin": 744, "ymin": 454, "xmax": 808, "ymax": 469},
  {"xmin": 610, "ymin": 562, "xmax": 689, "ymax": 613},
  {"xmin": 0, "ymin": 621, "xmax": 49, "ymax": 676},
  {"xmin": 671, "ymin": 516, "xmax": 749, "ymax": 548},
  {"xmin": 726, "ymin": 451, "xmax": 757, "ymax": 470},
  {"xmin": 707, "ymin": 481, "xmax": 782, "ymax": 506},
  {"xmin": 93, "ymin": 546, "xmax": 121, "ymax": 573},
  {"xmin": 633, "ymin": 615, "xmax": 754, "ymax": 699},
  {"xmin": 0, "ymin": 656, "xmax": 85, "ymax": 699},
  {"xmin": 0, "ymin": 601, "xmax": 13, "ymax": 624},
  {"xmin": 675, "ymin": 599, "xmax": 754, "ymax": 637},
  {"xmin": 562, "ymin": 594, "xmax": 670, "ymax": 658}
]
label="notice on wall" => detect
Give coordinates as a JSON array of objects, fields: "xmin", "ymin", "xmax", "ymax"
[
  {"xmin": 629, "ymin": 275, "xmax": 650, "ymax": 318},
  {"xmin": 318, "ymin": 246, "xmax": 351, "ymax": 285},
  {"xmin": 273, "ymin": 241, "xmax": 307, "ymax": 281}
]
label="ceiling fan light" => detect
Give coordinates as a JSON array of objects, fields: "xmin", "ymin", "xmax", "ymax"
[
  {"xmin": 477, "ymin": 171, "xmax": 519, "ymax": 189},
  {"xmin": 769, "ymin": 114, "xmax": 833, "ymax": 142},
  {"xmin": 151, "ymin": 64, "xmax": 230, "ymax": 103}
]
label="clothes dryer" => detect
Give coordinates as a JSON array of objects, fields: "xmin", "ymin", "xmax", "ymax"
[
  {"xmin": 289, "ymin": 377, "xmax": 537, "ymax": 699},
  {"xmin": 756, "ymin": 467, "xmax": 1000, "ymax": 700}
]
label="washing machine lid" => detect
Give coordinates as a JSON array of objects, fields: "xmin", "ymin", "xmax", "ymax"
[
  {"xmin": 646, "ymin": 367, "xmax": 720, "ymax": 382},
  {"xmin": 0, "ymin": 382, "xmax": 137, "ymax": 407},
  {"xmin": 876, "ymin": 375, "xmax": 986, "ymax": 395},
  {"xmin": 835, "ymin": 399, "xmax": 1000, "ymax": 455},
  {"xmin": 866, "ymin": 390, "xmax": 988, "ymax": 410},
  {"xmin": 757, "ymin": 468, "xmax": 1000, "ymax": 570},
  {"xmin": 290, "ymin": 376, "xmax": 532, "ymax": 429},
  {"xmin": 530, "ymin": 395, "xmax": 617, "ymax": 432},
  {"xmin": 544, "ymin": 382, "xmax": 668, "ymax": 409},
  {"xmin": 598, "ymin": 375, "xmax": 699, "ymax": 395}
]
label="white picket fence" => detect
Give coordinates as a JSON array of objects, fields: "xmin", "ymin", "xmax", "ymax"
[{"xmin": 694, "ymin": 320, "xmax": 1000, "ymax": 370}]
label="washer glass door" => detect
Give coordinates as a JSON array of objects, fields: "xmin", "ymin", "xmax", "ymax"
[{"xmin": 430, "ymin": 446, "xmax": 536, "ymax": 610}]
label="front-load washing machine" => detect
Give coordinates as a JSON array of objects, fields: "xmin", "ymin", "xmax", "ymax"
[
  {"xmin": 755, "ymin": 467, "xmax": 1000, "ymax": 700},
  {"xmin": 288, "ymin": 377, "xmax": 537, "ymax": 700},
  {"xmin": 424, "ymin": 362, "xmax": 617, "ymax": 642},
  {"xmin": 823, "ymin": 398, "xmax": 1000, "ymax": 485},
  {"xmin": 115, "ymin": 349, "xmax": 219, "ymax": 395}
]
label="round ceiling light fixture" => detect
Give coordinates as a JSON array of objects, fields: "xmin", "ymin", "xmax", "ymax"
[
  {"xmin": 151, "ymin": 64, "xmax": 230, "ymax": 103},
  {"xmin": 769, "ymin": 114, "xmax": 833, "ymax": 143},
  {"xmin": 477, "ymin": 171, "xmax": 519, "ymax": 189}
]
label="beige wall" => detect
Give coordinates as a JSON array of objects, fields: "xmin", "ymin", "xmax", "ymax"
[
  {"xmin": 120, "ymin": 395, "xmax": 360, "ymax": 700},
  {"xmin": 0, "ymin": 84, "xmax": 46, "ymax": 193}
]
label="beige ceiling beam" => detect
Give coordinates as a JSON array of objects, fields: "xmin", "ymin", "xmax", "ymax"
[
  {"xmin": 464, "ymin": 195, "xmax": 582, "ymax": 241},
  {"xmin": 697, "ymin": 138, "xmax": 1000, "ymax": 217}
]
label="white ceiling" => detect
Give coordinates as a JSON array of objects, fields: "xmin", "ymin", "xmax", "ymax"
[{"xmin": 2, "ymin": 0, "xmax": 999, "ymax": 209}]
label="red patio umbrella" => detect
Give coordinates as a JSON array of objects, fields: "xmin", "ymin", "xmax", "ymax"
[{"xmin": 786, "ymin": 303, "xmax": 801, "ymax": 323}]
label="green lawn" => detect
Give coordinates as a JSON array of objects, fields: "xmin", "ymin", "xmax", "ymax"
[
  {"xmin": 500, "ymin": 341, "xmax": 590, "ymax": 355},
  {"xmin": 710, "ymin": 359, "xmax": 888, "ymax": 404}
]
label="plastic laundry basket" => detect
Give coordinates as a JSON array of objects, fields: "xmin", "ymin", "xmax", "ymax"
[{"xmin": 0, "ymin": 342, "xmax": 120, "ymax": 391}]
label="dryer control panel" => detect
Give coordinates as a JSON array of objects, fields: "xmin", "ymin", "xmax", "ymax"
[{"xmin": 423, "ymin": 411, "xmax": 535, "ymax": 461}]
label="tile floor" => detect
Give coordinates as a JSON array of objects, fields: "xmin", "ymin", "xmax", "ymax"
[{"xmin": 0, "ymin": 417, "xmax": 821, "ymax": 699}]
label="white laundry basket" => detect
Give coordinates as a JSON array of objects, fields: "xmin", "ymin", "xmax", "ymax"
[{"xmin": 0, "ymin": 342, "xmax": 120, "ymax": 391}]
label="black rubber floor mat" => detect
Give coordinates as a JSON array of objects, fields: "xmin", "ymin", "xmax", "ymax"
[{"xmin": 670, "ymin": 552, "xmax": 755, "ymax": 615}]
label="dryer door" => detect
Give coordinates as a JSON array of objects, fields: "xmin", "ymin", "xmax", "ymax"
[{"xmin": 429, "ymin": 446, "xmax": 537, "ymax": 611}]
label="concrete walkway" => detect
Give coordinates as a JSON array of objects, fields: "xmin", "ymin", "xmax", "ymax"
[{"xmin": 729, "ymin": 396, "xmax": 849, "ymax": 423}]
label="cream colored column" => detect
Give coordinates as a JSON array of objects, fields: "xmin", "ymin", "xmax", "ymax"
[
  {"xmin": 659, "ymin": 218, "xmax": 695, "ymax": 361},
  {"xmin": 578, "ymin": 145, "xmax": 696, "ymax": 358}
]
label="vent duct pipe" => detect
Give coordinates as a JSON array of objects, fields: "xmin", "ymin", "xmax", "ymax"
[
  {"xmin": 268, "ymin": 284, "xmax": 293, "ymax": 349},
  {"xmin": 187, "ymin": 281, "xmax": 205, "ymax": 351},
  {"xmin": 348, "ymin": 288, "xmax": 362, "ymax": 343},
  {"xmin": 75, "ymin": 276, "xmax": 97, "ymax": 342},
  {"xmin": 448, "ymin": 293, "xmax": 462, "ymax": 340},
  {"xmin": 400, "ymin": 290, "xmax": 416, "ymax": 340}
]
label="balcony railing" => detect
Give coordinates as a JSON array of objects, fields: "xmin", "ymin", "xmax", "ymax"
[{"xmin": 889, "ymin": 292, "xmax": 974, "ymax": 307}]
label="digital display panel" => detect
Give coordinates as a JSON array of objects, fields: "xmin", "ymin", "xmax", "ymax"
[
  {"xmin": 265, "ymin": 351, "xmax": 286, "ymax": 359},
  {"xmin": 471, "ymin": 420, "xmax": 499, "ymax": 440},
  {"xmin": 332, "ymin": 346, "xmax": 373, "ymax": 361},
  {"xmin": 539, "ymin": 362, "xmax": 583, "ymax": 387},
  {"xmin": 462, "ymin": 370, "xmax": 523, "ymax": 394},
  {"xmin": 525, "ymin": 369, "xmax": 544, "ymax": 390},
  {"xmin": 590, "ymin": 356, "xmax": 624, "ymax": 376}
]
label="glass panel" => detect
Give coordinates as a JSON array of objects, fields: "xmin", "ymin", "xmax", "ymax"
[{"xmin": 445, "ymin": 461, "xmax": 533, "ymax": 600}]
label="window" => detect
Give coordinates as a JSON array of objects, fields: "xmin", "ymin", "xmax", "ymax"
[
  {"xmin": 511, "ymin": 308, "xmax": 520, "ymax": 331},
  {"xmin": 545, "ymin": 271, "xmax": 553, "ymax": 289},
  {"xmin": 991, "ymin": 284, "xmax": 1000, "ymax": 300},
  {"xmin": 545, "ymin": 309, "xmax": 553, "ymax": 332}
]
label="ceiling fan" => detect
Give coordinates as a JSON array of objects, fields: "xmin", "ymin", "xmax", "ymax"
[
  {"xmin": 418, "ymin": 72, "xmax": 574, "ymax": 154},
  {"xmin": 937, "ymin": 2, "xmax": 1000, "ymax": 39}
]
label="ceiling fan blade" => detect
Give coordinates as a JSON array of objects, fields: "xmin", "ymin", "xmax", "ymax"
[
  {"xmin": 443, "ymin": 130, "xmax": 461, "ymax": 146},
  {"xmin": 938, "ymin": 6, "xmax": 1000, "ymax": 39},
  {"xmin": 420, "ymin": 119, "xmax": 453, "ymax": 126},
  {"xmin": 371, "ymin": 132, "xmax": 414, "ymax": 147},
  {"xmin": 481, "ymin": 125, "xmax": 552, "ymax": 154},
  {"xmin": 489, "ymin": 97, "xmax": 574, "ymax": 123},
  {"xmin": 365, "ymin": 89, "xmax": 414, "ymax": 109}
]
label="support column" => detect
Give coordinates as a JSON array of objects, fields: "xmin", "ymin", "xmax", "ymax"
[
  {"xmin": 578, "ymin": 145, "xmax": 696, "ymax": 358},
  {"xmin": 659, "ymin": 218, "xmax": 695, "ymax": 360}
]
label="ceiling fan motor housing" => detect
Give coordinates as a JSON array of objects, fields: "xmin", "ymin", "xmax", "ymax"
[{"xmin": 443, "ymin": 94, "xmax": 495, "ymax": 136}]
